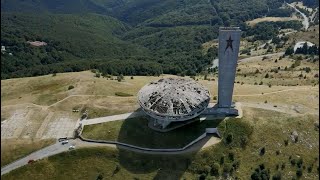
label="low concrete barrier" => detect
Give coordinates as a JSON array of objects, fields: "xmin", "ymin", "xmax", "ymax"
[{"xmin": 79, "ymin": 128, "xmax": 220, "ymax": 152}]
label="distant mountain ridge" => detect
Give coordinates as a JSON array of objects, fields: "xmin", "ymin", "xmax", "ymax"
[
  {"xmin": 3, "ymin": 0, "xmax": 311, "ymax": 26},
  {"xmin": 1, "ymin": 0, "xmax": 107, "ymax": 14},
  {"xmin": 1, "ymin": 0, "xmax": 185, "ymax": 24}
]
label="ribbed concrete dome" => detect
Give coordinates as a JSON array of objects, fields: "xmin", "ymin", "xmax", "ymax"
[{"xmin": 138, "ymin": 77, "xmax": 210, "ymax": 121}]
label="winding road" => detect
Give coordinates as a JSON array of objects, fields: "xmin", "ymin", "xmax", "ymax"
[
  {"xmin": 257, "ymin": 2, "xmax": 310, "ymax": 49},
  {"xmin": 286, "ymin": 2, "xmax": 309, "ymax": 30},
  {"xmin": 1, "ymin": 142, "xmax": 70, "ymax": 175}
]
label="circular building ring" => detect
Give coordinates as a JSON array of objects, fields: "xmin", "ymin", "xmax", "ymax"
[{"xmin": 138, "ymin": 77, "xmax": 211, "ymax": 122}]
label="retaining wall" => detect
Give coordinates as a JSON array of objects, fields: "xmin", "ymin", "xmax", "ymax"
[{"xmin": 79, "ymin": 128, "xmax": 220, "ymax": 152}]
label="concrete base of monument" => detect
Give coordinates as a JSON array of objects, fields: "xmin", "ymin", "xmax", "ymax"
[
  {"xmin": 146, "ymin": 102, "xmax": 242, "ymax": 132},
  {"xmin": 202, "ymin": 102, "xmax": 242, "ymax": 118},
  {"xmin": 203, "ymin": 107, "xmax": 238, "ymax": 116},
  {"xmin": 147, "ymin": 117, "xmax": 201, "ymax": 132}
]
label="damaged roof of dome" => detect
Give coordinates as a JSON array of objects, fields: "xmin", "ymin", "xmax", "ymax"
[{"xmin": 138, "ymin": 77, "xmax": 210, "ymax": 120}]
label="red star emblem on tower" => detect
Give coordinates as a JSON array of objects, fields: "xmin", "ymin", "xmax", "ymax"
[{"xmin": 225, "ymin": 36, "xmax": 233, "ymax": 52}]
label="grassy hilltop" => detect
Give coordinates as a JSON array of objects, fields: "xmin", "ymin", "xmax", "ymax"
[
  {"xmin": 1, "ymin": 69, "xmax": 319, "ymax": 179},
  {"xmin": 2, "ymin": 108, "xmax": 319, "ymax": 180}
]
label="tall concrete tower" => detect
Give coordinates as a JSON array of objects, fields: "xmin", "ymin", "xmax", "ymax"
[{"xmin": 217, "ymin": 27, "xmax": 241, "ymax": 113}]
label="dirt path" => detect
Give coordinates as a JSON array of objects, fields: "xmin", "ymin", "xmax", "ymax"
[
  {"xmin": 258, "ymin": 39, "xmax": 273, "ymax": 49},
  {"xmin": 234, "ymin": 87, "xmax": 318, "ymax": 97},
  {"xmin": 48, "ymin": 95, "xmax": 109, "ymax": 108},
  {"xmin": 82, "ymin": 86, "xmax": 317, "ymax": 126},
  {"xmin": 238, "ymin": 52, "xmax": 284, "ymax": 63},
  {"xmin": 241, "ymin": 102, "xmax": 297, "ymax": 115},
  {"xmin": 2, "ymin": 76, "xmax": 315, "ymax": 111}
]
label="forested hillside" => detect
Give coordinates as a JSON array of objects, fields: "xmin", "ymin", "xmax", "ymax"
[
  {"xmin": 0, "ymin": 0, "xmax": 313, "ymax": 79},
  {"xmin": 1, "ymin": 13, "xmax": 151, "ymax": 79}
]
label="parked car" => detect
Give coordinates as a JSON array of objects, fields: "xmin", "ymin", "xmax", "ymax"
[
  {"xmin": 58, "ymin": 137, "xmax": 68, "ymax": 142},
  {"xmin": 61, "ymin": 140, "xmax": 69, "ymax": 145},
  {"xmin": 28, "ymin": 159, "xmax": 35, "ymax": 164},
  {"xmin": 69, "ymin": 145, "xmax": 75, "ymax": 150}
]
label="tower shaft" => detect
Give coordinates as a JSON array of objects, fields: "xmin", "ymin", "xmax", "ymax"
[{"xmin": 217, "ymin": 27, "xmax": 241, "ymax": 108}]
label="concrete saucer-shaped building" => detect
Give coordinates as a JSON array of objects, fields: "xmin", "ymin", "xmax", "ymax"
[{"xmin": 138, "ymin": 77, "xmax": 210, "ymax": 129}]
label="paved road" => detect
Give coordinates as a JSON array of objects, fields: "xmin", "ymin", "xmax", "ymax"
[
  {"xmin": 1, "ymin": 135, "xmax": 220, "ymax": 175},
  {"xmin": 81, "ymin": 111, "xmax": 145, "ymax": 125},
  {"xmin": 258, "ymin": 29, "xmax": 296, "ymax": 50},
  {"xmin": 1, "ymin": 141, "xmax": 70, "ymax": 175},
  {"xmin": 210, "ymin": 58, "xmax": 219, "ymax": 69},
  {"xmin": 286, "ymin": 2, "xmax": 309, "ymax": 30}
]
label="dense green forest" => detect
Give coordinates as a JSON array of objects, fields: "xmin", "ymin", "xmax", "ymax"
[
  {"xmin": 244, "ymin": 21, "xmax": 303, "ymax": 41},
  {"xmin": 300, "ymin": 0, "xmax": 319, "ymax": 8},
  {"xmin": 285, "ymin": 43, "xmax": 319, "ymax": 56},
  {"xmin": 1, "ymin": 13, "xmax": 151, "ymax": 78},
  {"xmin": 0, "ymin": 0, "xmax": 316, "ymax": 79}
]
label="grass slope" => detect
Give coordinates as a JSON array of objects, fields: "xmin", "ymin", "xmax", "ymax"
[
  {"xmin": 3, "ymin": 108, "xmax": 318, "ymax": 179},
  {"xmin": 1, "ymin": 139, "xmax": 55, "ymax": 167},
  {"xmin": 82, "ymin": 117, "xmax": 222, "ymax": 149}
]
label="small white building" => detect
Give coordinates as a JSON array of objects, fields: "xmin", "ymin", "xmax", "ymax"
[
  {"xmin": 294, "ymin": 41, "xmax": 314, "ymax": 52},
  {"xmin": 27, "ymin": 41, "xmax": 47, "ymax": 47},
  {"xmin": 1, "ymin": 46, "xmax": 5, "ymax": 52}
]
